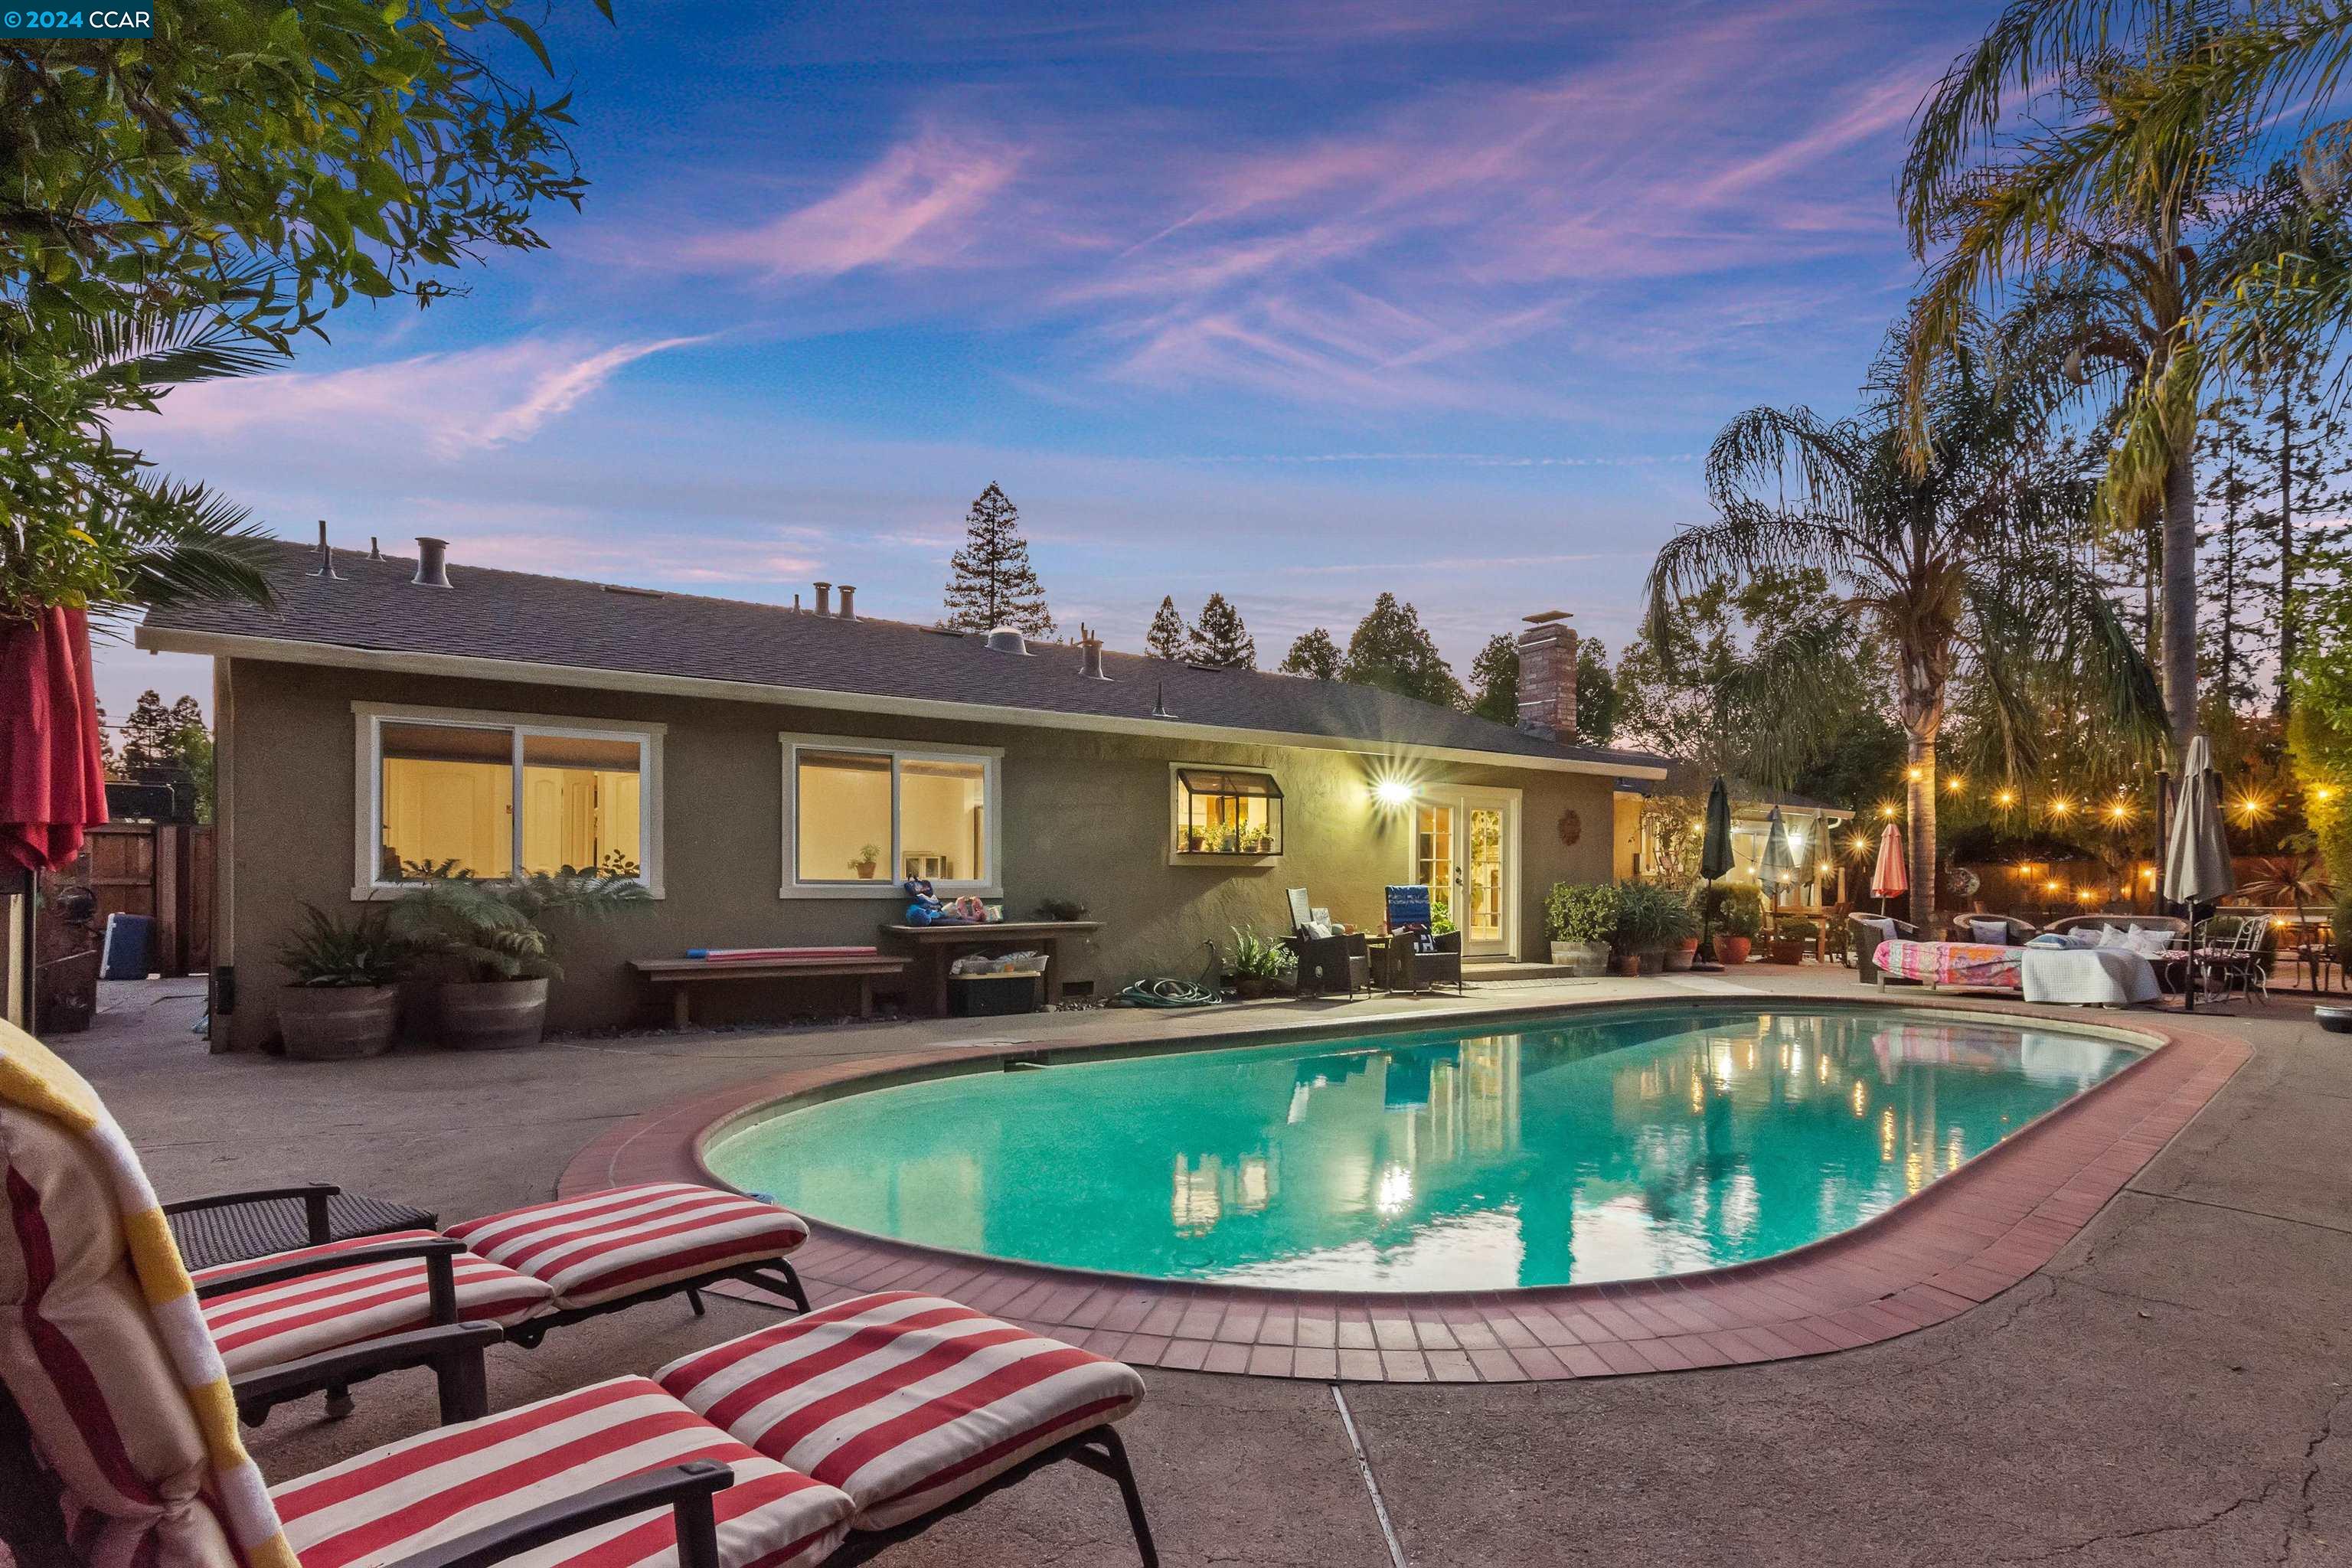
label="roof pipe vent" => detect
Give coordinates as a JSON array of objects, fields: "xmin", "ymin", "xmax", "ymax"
[
  {"xmin": 982, "ymin": 626, "xmax": 1032, "ymax": 656},
  {"xmin": 368, "ymin": 535, "xmax": 384, "ymax": 562},
  {"xmin": 837, "ymin": 584, "xmax": 856, "ymax": 620},
  {"xmin": 1151, "ymin": 680, "xmax": 1176, "ymax": 718},
  {"xmin": 308, "ymin": 520, "xmax": 339, "ymax": 580},
  {"xmin": 411, "ymin": 537, "xmax": 452, "ymax": 589},
  {"xmin": 812, "ymin": 581, "xmax": 832, "ymax": 616},
  {"xmin": 1077, "ymin": 623, "xmax": 1109, "ymax": 681}
]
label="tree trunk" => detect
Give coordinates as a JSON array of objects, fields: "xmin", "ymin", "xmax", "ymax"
[
  {"xmin": 1906, "ymin": 734, "xmax": 1937, "ymax": 929},
  {"xmin": 2161, "ymin": 446, "xmax": 2200, "ymax": 760},
  {"xmin": 2278, "ymin": 371, "xmax": 2296, "ymax": 719}
]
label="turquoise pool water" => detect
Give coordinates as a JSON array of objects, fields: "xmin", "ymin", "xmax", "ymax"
[{"xmin": 705, "ymin": 1006, "xmax": 2144, "ymax": 1292}]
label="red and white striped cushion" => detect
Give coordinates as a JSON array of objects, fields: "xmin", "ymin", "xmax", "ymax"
[
  {"xmin": 445, "ymin": 1185, "xmax": 809, "ymax": 1311},
  {"xmin": 195, "ymin": 1230, "xmax": 554, "ymax": 1375},
  {"xmin": 656, "ymin": 1292, "xmax": 1146, "ymax": 1530},
  {"xmin": 273, "ymin": 1376, "xmax": 854, "ymax": 1568}
]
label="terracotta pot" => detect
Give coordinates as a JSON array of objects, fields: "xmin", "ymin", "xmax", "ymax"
[
  {"xmin": 438, "ymin": 977, "xmax": 549, "ymax": 1050},
  {"xmin": 854, "ymin": 862, "xmax": 877, "ymax": 880},
  {"xmin": 279, "ymin": 984, "xmax": 400, "ymax": 1060},
  {"xmin": 1768, "ymin": 939, "xmax": 1808, "ymax": 965},
  {"xmin": 1614, "ymin": 953, "xmax": 1643, "ymax": 977},
  {"xmin": 1716, "ymin": 935, "xmax": 1753, "ymax": 965}
]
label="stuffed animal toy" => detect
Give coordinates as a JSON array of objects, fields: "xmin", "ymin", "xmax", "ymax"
[{"xmin": 901, "ymin": 877, "xmax": 949, "ymax": 926}]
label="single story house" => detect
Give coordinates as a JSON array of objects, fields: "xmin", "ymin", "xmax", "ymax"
[{"xmin": 136, "ymin": 537, "xmax": 1668, "ymax": 1050}]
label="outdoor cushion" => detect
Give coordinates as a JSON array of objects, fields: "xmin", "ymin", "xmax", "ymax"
[
  {"xmin": 273, "ymin": 1375, "xmax": 854, "ymax": 1568},
  {"xmin": 2125, "ymin": 926, "xmax": 2174, "ymax": 958},
  {"xmin": 194, "ymin": 1230, "xmax": 554, "ymax": 1374},
  {"xmin": 2095, "ymin": 925, "xmax": 2131, "ymax": 949},
  {"xmin": 444, "ymin": 1184, "xmax": 810, "ymax": 1310},
  {"xmin": 656, "ymin": 1291, "xmax": 1146, "ymax": 1530}
]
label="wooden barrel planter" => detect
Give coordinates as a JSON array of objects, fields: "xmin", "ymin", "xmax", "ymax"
[
  {"xmin": 438, "ymin": 978, "xmax": 550, "ymax": 1050},
  {"xmin": 279, "ymin": 985, "xmax": 400, "ymax": 1060}
]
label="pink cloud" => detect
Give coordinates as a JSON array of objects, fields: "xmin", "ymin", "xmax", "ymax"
[{"xmin": 671, "ymin": 129, "xmax": 1021, "ymax": 279}]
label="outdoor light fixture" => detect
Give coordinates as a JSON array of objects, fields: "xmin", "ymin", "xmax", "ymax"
[
  {"xmin": 1996, "ymin": 789, "xmax": 2017, "ymax": 808},
  {"xmin": 1880, "ymin": 803, "xmax": 1900, "ymax": 820},
  {"xmin": 1906, "ymin": 766, "xmax": 1923, "ymax": 783},
  {"xmin": 2233, "ymin": 794, "xmax": 2269, "ymax": 823},
  {"xmin": 2317, "ymin": 786, "xmax": 2337, "ymax": 803},
  {"xmin": 2049, "ymin": 798, "xmax": 2073, "ymax": 816},
  {"xmin": 2105, "ymin": 802, "xmax": 2131, "ymax": 823},
  {"xmin": 1372, "ymin": 778, "xmax": 1414, "ymax": 808},
  {"xmin": 1946, "ymin": 776, "xmax": 1965, "ymax": 793}
]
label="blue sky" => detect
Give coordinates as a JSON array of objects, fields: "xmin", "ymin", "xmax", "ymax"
[{"xmin": 106, "ymin": 0, "xmax": 2002, "ymax": 720}]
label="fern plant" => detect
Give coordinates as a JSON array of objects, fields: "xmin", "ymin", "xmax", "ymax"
[
  {"xmin": 388, "ymin": 869, "xmax": 651, "ymax": 983},
  {"xmin": 276, "ymin": 904, "xmax": 409, "ymax": 988}
]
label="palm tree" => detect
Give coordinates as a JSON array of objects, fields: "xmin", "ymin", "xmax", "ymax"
[
  {"xmin": 0, "ymin": 303, "xmax": 282, "ymax": 627},
  {"xmin": 1645, "ymin": 328, "xmax": 2166, "ymax": 924}
]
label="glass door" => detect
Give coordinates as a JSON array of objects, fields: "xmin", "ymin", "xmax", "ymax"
[{"xmin": 1410, "ymin": 790, "xmax": 1517, "ymax": 957}]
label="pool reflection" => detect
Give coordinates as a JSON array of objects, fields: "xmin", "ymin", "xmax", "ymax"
[{"xmin": 710, "ymin": 1009, "xmax": 2140, "ymax": 1291}]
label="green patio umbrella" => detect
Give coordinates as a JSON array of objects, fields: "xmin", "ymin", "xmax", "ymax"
[
  {"xmin": 1758, "ymin": 805, "xmax": 1798, "ymax": 907},
  {"xmin": 1694, "ymin": 779, "xmax": 1734, "ymax": 971}
]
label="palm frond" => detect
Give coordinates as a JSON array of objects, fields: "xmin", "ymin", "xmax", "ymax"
[{"xmin": 108, "ymin": 480, "xmax": 278, "ymax": 617}]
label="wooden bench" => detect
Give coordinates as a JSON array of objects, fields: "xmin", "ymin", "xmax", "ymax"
[{"xmin": 629, "ymin": 955, "xmax": 911, "ymax": 1028}]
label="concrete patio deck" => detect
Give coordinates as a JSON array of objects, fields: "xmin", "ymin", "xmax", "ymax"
[{"xmin": 54, "ymin": 967, "xmax": 2352, "ymax": 1566}]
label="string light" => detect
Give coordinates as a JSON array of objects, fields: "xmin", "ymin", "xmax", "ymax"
[
  {"xmin": 1995, "ymin": 789, "xmax": 2017, "ymax": 808},
  {"xmin": 2048, "ymin": 798, "xmax": 2073, "ymax": 818},
  {"xmin": 1906, "ymin": 766, "xmax": 1924, "ymax": 783},
  {"xmin": 1946, "ymin": 776, "xmax": 1965, "ymax": 794},
  {"xmin": 1880, "ymin": 802, "xmax": 1900, "ymax": 820},
  {"xmin": 2231, "ymin": 794, "xmax": 2270, "ymax": 824},
  {"xmin": 2105, "ymin": 800, "xmax": 2132, "ymax": 824},
  {"xmin": 2316, "ymin": 786, "xmax": 2337, "ymax": 804}
]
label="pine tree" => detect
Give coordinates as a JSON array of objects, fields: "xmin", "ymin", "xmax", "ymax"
[
  {"xmin": 2199, "ymin": 390, "xmax": 2265, "ymax": 713},
  {"xmin": 119, "ymin": 690, "xmax": 179, "ymax": 771},
  {"xmin": 1468, "ymin": 634, "xmax": 1517, "ymax": 723},
  {"xmin": 1185, "ymin": 593, "xmax": 1256, "ymax": 668},
  {"xmin": 1145, "ymin": 596, "xmax": 1187, "ymax": 659},
  {"xmin": 1340, "ymin": 593, "xmax": 1463, "ymax": 707},
  {"xmin": 941, "ymin": 482, "xmax": 1054, "ymax": 635},
  {"xmin": 2247, "ymin": 355, "xmax": 2352, "ymax": 715},
  {"xmin": 93, "ymin": 701, "xmax": 119, "ymax": 778},
  {"xmin": 1279, "ymin": 627, "xmax": 1341, "ymax": 679}
]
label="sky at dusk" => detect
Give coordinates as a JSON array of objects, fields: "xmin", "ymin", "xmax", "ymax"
[{"xmin": 106, "ymin": 0, "xmax": 2007, "ymax": 721}]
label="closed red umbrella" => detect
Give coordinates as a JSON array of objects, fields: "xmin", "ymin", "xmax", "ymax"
[
  {"xmin": 2, "ymin": 606, "xmax": 109, "ymax": 873},
  {"xmin": 1870, "ymin": 822, "xmax": 1908, "ymax": 916}
]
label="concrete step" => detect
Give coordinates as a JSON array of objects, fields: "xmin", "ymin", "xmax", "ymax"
[{"xmin": 1461, "ymin": 960, "xmax": 1590, "ymax": 982}]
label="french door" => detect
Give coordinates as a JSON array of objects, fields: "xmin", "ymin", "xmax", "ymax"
[{"xmin": 1411, "ymin": 788, "xmax": 1518, "ymax": 957}]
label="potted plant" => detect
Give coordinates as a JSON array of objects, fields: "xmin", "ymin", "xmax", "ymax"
[
  {"xmin": 391, "ymin": 869, "xmax": 652, "ymax": 1050},
  {"xmin": 850, "ymin": 844, "xmax": 880, "ymax": 880},
  {"xmin": 1609, "ymin": 880, "xmax": 1684, "ymax": 976},
  {"xmin": 274, "ymin": 904, "xmax": 409, "ymax": 1060},
  {"xmin": 1226, "ymin": 925, "xmax": 1298, "ymax": 998},
  {"xmin": 1769, "ymin": 916, "xmax": 1821, "ymax": 965},
  {"xmin": 1545, "ymin": 882, "xmax": 1618, "ymax": 975},
  {"xmin": 1712, "ymin": 886, "xmax": 1763, "ymax": 965}
]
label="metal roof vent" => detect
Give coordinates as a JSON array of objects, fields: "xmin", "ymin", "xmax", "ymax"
[
  {"xmin": 1077, "ymin": 623, "xmax": 1109, "ymax": 681},
  {"xmin": 411, "ymin": 537, "xmax": 452, "ymax": 589},
  {"xmin": 813, "ymin": 581, "xmax": 832, "ymax": 616},
  {"xmin": 307, "ymin": 520, "xmax": 339, "ymax": 580},
  {"xmin": 982, "ymin": 626, "xmax": 1032, "ymax": 655},
  {"xmin": 838, "ymin": 584, "xmax": 857, "ymax": 620},
  {"xmin": 1151, "ymin": 680, "xmax": 1176, "ymax": 718}
]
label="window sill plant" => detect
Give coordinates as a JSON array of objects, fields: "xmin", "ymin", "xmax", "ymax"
[{"xmin": 275, "ymin": 904, "xmax": 409, "ymax": 1060}]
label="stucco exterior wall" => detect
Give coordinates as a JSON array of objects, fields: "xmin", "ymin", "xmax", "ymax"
[{"xmin": 213, "ymin": 657, "xmax": 1620, "ymax": 1050}]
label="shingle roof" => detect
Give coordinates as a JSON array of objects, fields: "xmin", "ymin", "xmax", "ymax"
[
  {"xmin": 1616, "ymin": 764, "xmax": 1855, "ymax": 814},
  {"xmin": 140, "ymin": 541, "xmax": 1668, "ymax": 773}
]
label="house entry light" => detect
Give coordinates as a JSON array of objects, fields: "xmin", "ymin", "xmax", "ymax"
[{"xmin": 1372, "ymin": 777, "xmax": 1415, "ymax": 808}]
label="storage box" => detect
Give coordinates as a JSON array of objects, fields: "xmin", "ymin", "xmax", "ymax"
[{"xmin": 952, "ymin": 971, "xmax": 1043, "ymax": 1017}]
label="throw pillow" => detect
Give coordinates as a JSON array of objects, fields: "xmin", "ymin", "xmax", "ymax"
[
  {"xmin": 2065, "ymin": 929, "xmax": 2102, "ymax": 949},
  {"xmin": 1302, "ymin": 920, "xmax": 1333, "ymax": 939},
  {"xmin": 1968, "ymin": 918, "xmax": 2010, "ymax": 944},
  {"xmin": 2095, "ymin": 925, "xmax": 2131, "ymax": 949},
  {"xmin": 2126, "ymin": 926, "xmax": 2174, "ymax": 958}
]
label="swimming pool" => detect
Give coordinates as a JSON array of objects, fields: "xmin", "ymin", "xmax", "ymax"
[{"xmin": 703, "ymin": 1005, "xmax": 2146, "ymax": 1292}]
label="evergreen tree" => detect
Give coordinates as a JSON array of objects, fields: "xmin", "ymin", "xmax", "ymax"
[
  {"xmin": 1574, "ymin": 639, "xmax": 1620, "ymax": 746},
  {"xmin": 119, "ymin": 691, "xmax": 214, "ymax": 819},
  {"xmin": 1339, "ymin": 593, "xmax": 1463, "ymax": 707},
  {"xmin": 942, "ymin": 482, "xmax": 1054, "ymax": 635},
  {"xmin": 1184, "ymin": 593, "xmax": 1256, "ymax": 668},
  {"xmin": 1468, "ymin": 634, "xmax": 1517, "ymax": 724},
  {"xmin": 1279, "ymin": 627, "xmax": 1341, "ymax": 679},
  {"xmin": 2199, "ymin": 392, "xmax": 2265, "ymax": 712},
  {"xmin": 2246, "ymin": 355, "xmax": 2352, "ymax": 715},
  {"xmin": 93, "ymin": 702, "xmax": 119, "ymax": 778},
  {"xmin": 1145, "ymin": 596, "xmax": 1187, "ymax": 659}
]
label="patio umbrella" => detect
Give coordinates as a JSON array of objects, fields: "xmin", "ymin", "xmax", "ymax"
[
  {"xmin": 1693, "ymin": 778, "xmax": 1734, "ymax": 971},
  {"xmin": 0, "ymin": 606, "xmax": 109, "ymax": 1029},
  {"xmin": 2162, "ymin": 732, "xmax": 2235, "ymax": 1014},
  {"xmin": 1758, "ymin": 806, "xmax": 1798, "ymax": 907},
  {"xmin": 1870, "ymin": 822, "xmax": 1908, "ymax": 918}
]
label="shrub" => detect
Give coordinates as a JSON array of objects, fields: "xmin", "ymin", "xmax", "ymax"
[
  {"xmin": 1710, "ymin": 884, "xmax": 1766, "ymax": 939},
  {"xmin": 1545, "ymin": 881, "xmax": 1619, "ymax": 944},
  {"xmin": 1611, "ymin": 880, "xmax": 1694, "ymax": 950},
  {"xmin": 276, "ymin": 904, "xmax": 407, "ymax": 988}
]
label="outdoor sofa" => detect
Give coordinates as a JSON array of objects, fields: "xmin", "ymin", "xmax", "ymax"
[{"xmin": 0, "ymin": 1018, "xmax": 1160, "ymax": 1568}]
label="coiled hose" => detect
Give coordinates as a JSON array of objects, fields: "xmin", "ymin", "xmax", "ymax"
[{"xmin": 1108, "ymin": 941, "xmax": 1223, "ymax": 1008}]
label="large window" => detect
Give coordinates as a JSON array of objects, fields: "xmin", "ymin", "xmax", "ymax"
[
  {"xmin": 358, "ymin": 705, "xmax": 662, "ymax": 894},
  {"xmin": 1171, "ymin": 766, "xmax": 1283, "ymax": 859},
  {"xmin": 782, "ymin": 737, "xmax": 1000, "ymax": 897}
]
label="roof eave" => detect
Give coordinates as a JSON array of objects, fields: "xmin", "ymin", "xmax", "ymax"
[{"xmin": 138, "ymin": 624, "xmax": 1670, "ymax": 780}]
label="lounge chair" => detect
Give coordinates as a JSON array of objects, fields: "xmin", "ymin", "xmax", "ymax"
[
  {"xmin": 0, "ymin": 1018, "xmax": 1160, "ymax": 1568},
  {"xmin": 1287, "ymin": 887, "xmax": 1369, "ymax": 998},
  {"xmin": 1382, "ymin": 929, "xmax": 1465, "ymax": 996},
  {"xmin": 1847, "ymin": 913, "xmax": 1917, "ymax": 985},
  {"xmin": 182, "ymin": 1179, "xmax": 813, "ymax": 1425}
]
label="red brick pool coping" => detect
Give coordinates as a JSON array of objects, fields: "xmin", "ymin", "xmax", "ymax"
[{"xmin": 559, "ymin": 994, "xmax": 2249, "ymax": 1383}]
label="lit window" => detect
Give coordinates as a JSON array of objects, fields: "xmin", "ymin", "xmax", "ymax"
[
  {"xmin": 1173, "ymin": 767, "xmax": 1284, "ymax": 857},
  {"xmin": 782, "ymin": 738, "xmax": 1001, "ymax": 895},
  {"xmin": 361, "ymin": 707, "xmax": 661, "ymax": 893}
]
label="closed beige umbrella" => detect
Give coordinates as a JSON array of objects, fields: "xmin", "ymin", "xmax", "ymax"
[{"xmin": 2163, "ymin": 733, "xmax": 2236, "ymax": 1013}]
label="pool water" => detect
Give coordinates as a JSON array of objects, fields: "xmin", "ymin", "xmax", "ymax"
[{"xmin": 705, "ymin": 1006, "xmax": 2143, "ymax": 1292}]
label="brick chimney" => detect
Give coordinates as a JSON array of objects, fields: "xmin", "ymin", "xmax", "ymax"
[{"xmin": 1514, "ymin": 611, "xmax": 1577, "ymax": 739}]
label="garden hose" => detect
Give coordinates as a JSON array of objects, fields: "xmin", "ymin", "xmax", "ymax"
[{"xmin": 1107, "ymin": 941, "xmax": 1225, "ymax": 1008}]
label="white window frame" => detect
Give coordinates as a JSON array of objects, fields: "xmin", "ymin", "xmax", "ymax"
[
  {"xmin": 352, "ymin": 701, "xmax": 666, "ymax": 900},
  {"xmin": 780, "ymin": 733, "xmax": 1003, "ymax": 900}
]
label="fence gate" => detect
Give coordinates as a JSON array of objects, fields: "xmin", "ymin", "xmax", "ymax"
[{"xmin": 72, "ymin": 822, "xmax": 214, "ymax": 976}]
